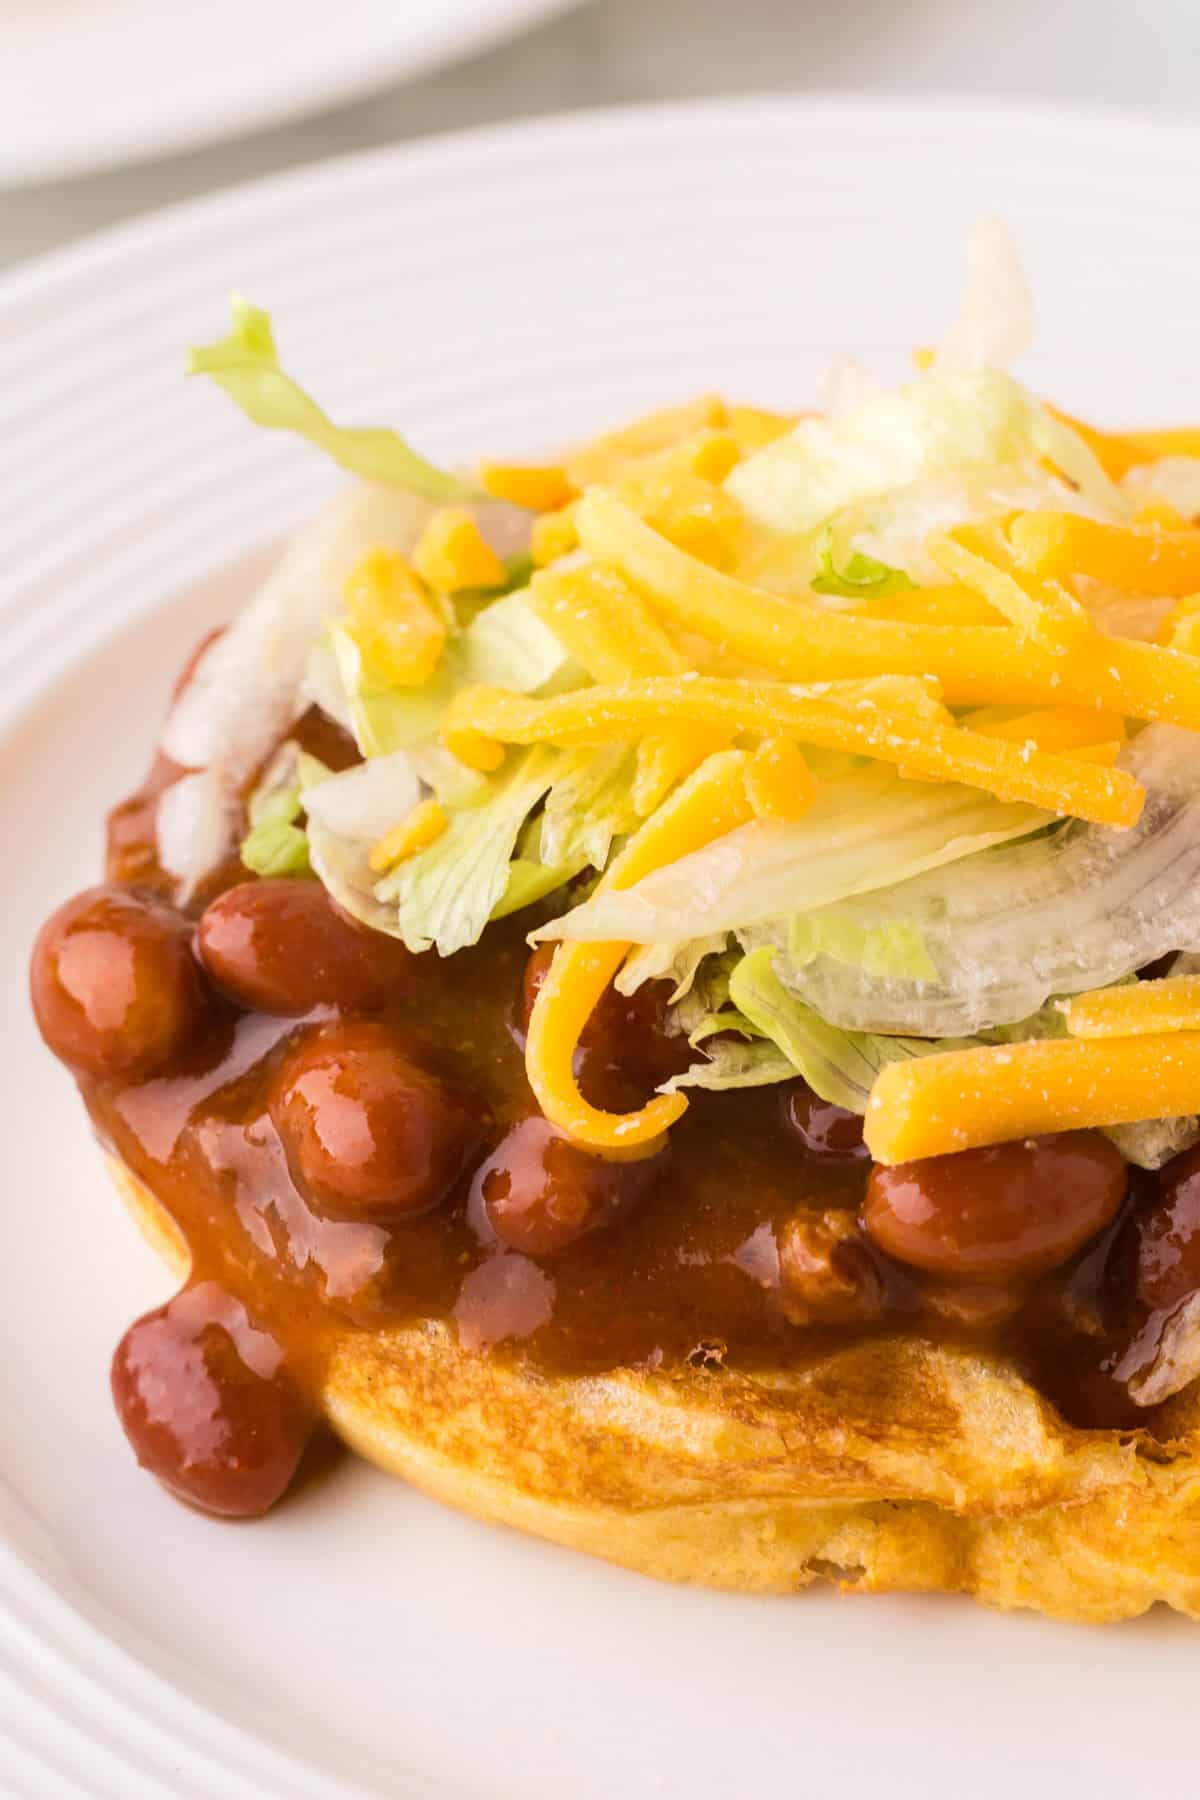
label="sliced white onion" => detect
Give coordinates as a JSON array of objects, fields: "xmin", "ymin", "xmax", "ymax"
[
  {"xmin": 301, "ymin": 752, "xmax": 420, "ymax": 843},
  {"xmin": 155, "ymin": 769, "xmax": 241, "ymax": 901}
]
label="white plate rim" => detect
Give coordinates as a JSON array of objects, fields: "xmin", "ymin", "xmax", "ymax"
[
  {"xmin": 5, "ymin": 91, "xmax": 1200, "ymax": 1798},
  {"xmin": 0, "ymin": 0, "xmax": 583, "ymax": 188},
  {"xmin": 5, "ymin": 85, "xmax": 1200, "ymax": 295}
]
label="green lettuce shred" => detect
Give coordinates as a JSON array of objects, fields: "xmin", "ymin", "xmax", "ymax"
[
  {"xmin": 189, "ymin": 298, "xmax": 472, "ymax": 503},
  {"xmin": 240, "ymin": 745, "xmax": 311, "ymax": 876},
  {"xmin": 810, "ymin": 527, "xmax": 914, "ymax": 599},
  {"xmin": 787, "ymin": 913, "xmax": 938, "ymax": 982},
  {"xmin": 375, "ymin": 746, "xmax": 563, "ymax": 955}
]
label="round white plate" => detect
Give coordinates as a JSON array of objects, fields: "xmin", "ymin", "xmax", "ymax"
[
  {"xmin": 3, "ymin": 97, "xmax": 1200, "ymax": 1798},
  {"xmin": 0, "ymin": 0, "xmax": 580, "ymax": 187}
]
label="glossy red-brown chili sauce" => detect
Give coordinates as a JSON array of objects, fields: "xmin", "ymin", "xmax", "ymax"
[{"xmin": 32, "ymin": 642, "xmax": 1200, "ymax": 1517}]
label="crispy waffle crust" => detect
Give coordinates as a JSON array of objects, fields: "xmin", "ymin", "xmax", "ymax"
[{"xmin": 108, "ymin": 1156, "xmax": 1200, "ymax": 1621}]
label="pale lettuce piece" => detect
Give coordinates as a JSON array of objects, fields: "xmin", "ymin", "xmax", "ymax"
[
  {"xmin": 325, "ymin": 588, "xmax": 570, "ymax": 760},
  {"xmin": 844, "ymin": 463, "xmax": 1109, "ymax": 588},
  {"xmin": 1106, "ymin": 1116, "xmax": 1200, "ymax": 1172},
  {"xmin": 666, "ymin": 1036, "xmax": 796, "ymax": 1093},
  {"xmin": 375, "ymin": 747, "xmax": 563, "ymax": 955},
  {"xmin": 616, "ymin": 934, "xmax": 728, "ymax": 1002},
  {"xmin": 725, "ymin": 948, "xmax": 974, "ymax": 1112},
  {"xmin": 726, "ymin": 367, "xmax": 1125, "ymax": 535},
  {"xmin": 933, "ymin": 216, "xmax": 1033, "ymax": 376},
  {"xmin": 408, "ymin": 743, "xmax": 490, "ymax": 809},
  {"xmin": 300, "ymin": 750, "xmax": 420, "ymax": 843},
  {"xmin": 189, "ymin": 299, "xmax": 471, "ymax": 503},
  {"xmin": 298, "ymin": 750, "xmax": 428, "ymax": 936},
  {"xmin": 538, "ymin": 746, "xmax": 639, "ymax": 873},
  {"xmin": 787, "ymin": 913, "xmax": 937, "ymax": 982},
  {"xmin": 240, "ymin": 741, "xmax": 310, "ymax": 877},
  {"xmin": 1123, "ymin": 456, "xmax": 1200, "ymax": 521},
  {"xmin": 810, "ymin": 528, "xmax": 913, "ymax": 600},
  {"xmin": 533, "ymin": 765, "xmax": 1050, "ymax": 946},
  {"xmin": 667, "ymin": 948, "xmax": 1069, "ymax": 1107},
  {"xmin": 493, "ymin": 857, "xmax": 584, "ymax": 921},
  {"xmin": 763, "ymin": 725, "xmax": 1200, "ymax": 1037}
]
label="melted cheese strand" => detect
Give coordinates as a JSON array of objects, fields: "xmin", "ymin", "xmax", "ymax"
[{"xmin": 526, "ymin": 749, "xmax": 754, "ymax": 1153}]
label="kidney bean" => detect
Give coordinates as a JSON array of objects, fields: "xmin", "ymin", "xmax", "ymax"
[
  {"xmin": 198, "ymin": 879, "xmax": 417, "ymax": 1016},
  {"xmin": 31, "ymin": 886, "xmax": 206, "ymax": 1077},
  {"xmin": 1125, "ymin": 1142, "xmax": 1200, "ymax": 1313},
  {"xmin": 780, "ymin": 1082, "xmax": 868, "ymax": 1160},
  {"xmin": 271, "ymin": 1021, "xmax": 488, "ymax": 1219},
  {"xmin": 111, "ymin": 1283, "xmax": 311, "ymax": 1518},
  {"xmin": 473, "ymin": 1114, "xmax": 663, "ymax": 1255},
  {"xmin": 863, "ymin": 1131, "xmax": 1127, "ymax": 1281}
]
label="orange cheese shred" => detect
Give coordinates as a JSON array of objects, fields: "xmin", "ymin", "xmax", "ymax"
[
  {"xmin": 866, "ymin": 1033, "xmax": 1200, "ymax": 1165},
  {"xmin": 929, "ymin": 524, "xmax": 1092, "ymax": 651},
  {"xmin": 525, "ymin": 749, "xmax": 754, "ymax": 1153},
  {"xmin": 528, "ymin": 562, "xmax": 688, "ymax": 682},
  {"xmin": 478, "ymin": 459, "xmax": 576, "ymax": 514},
  {"xmin": 573, "ymin": 490, "xmax": 1200, "ymax": 730},
  {"xmin": 1059, "ymin": 976, "xmax": 1200, "ymax": 1040},
  {"xmin": 412, "ymin": 508, "xmax": 507, "ymax": 594},
  {"xmin": 444, "ymin": 675, "xmax": 1143, "ymax": 827},
  {"xmin": 1011, "ymin": 511, "xmax": 1200, "ymax": 598},
  {"xmin": 745, "ymin": 736, "xmax": 817, "ymax": 821},
  {"xmin": 564, "ymin": 395, "xmax": 728, "ymax": 490}
]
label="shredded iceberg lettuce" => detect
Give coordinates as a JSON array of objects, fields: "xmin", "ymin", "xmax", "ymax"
[
  {"xmin": 537, "ymin": 746, "xmax": 640, "ymax": 873},
  {"xmin": 810, "ymin": 527, "xmax": 914, "ymax": 600},
  {"xmin": 324, "ymin": 587, "xmax": 571, "ymax": 760},
  {"xmin": 667, "ymin": 946, "xmax": 1071, "ymax": 1108},
  {"xmin": 726, "ymin": 367, "xmax": 1126, "ymax": 537},
  {"xmin": 240, "ymin": 742, "xmax": 310, "ymax": 877},
  {"xmin": 758, "ymin": 725, "xmax": 1200, "ymax": 1037},
  {"xmin": 189, "ymin": 298, "xmax": 472, "ymax": 502},
  {"xmin": 787, "ymin": 914, "xmax": 937, "ymax": 982},
  {"xmin": 533, "ymin": 764, "xmax": 1051, "ymax": 947},
  {"xmin": 375, "ymin": 746, "xmax": 563, "ymax": 955}
]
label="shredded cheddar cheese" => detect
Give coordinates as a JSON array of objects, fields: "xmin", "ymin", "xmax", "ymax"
[
  {"xmin": 445, "ymin": 675, "xmax": 1143, "ymax": 826},
  {"xmin": 343, "ymin": 548, "xmax": 447, "ymax": 687},
  {"xmin": 412, "ymin": 508, "xmax": 506, "ymax": 593},
  {"xmin": 573, "ymin": 490, "xmax": 1200, "ymax": 729},
  {"xmin": 530, "ymin": 503, "xmax": 579, "ymax": 567},
  {"xmin": 528, "ymin": 562, "xmax": 688, "ymax": 682},
  {"xmin": 1059, "ymin": 976, "xmax": 1200, "ymax": 1039},
  {"xmin": 526, "ymin": 750, "xmax": 755, "ymax": 1151},
  {"xmin": 745, "ymin": 736, "xmax": 817, "ymax": 821},
  {"xmin": 564, "ymin": 395, "xmax": 729, "ymax": 491},
  {"xmin": 616, "ymin": 464, "xmax": 745, "ymax": 567},
  {"xmin": 1011, "ymin": 512, "xmax": 1200, "ymax": 598},
  {"xmin": 632, "ymin": 727, "xmax": 732, "ymax": 816},
  {"xmin": 478, "ymin": 459, "xmax": 575, "ymax": 513},
  {"xmin": 368, "ymin": 800, "xmax": 448, "ymax": 872},
  {"xmin": 929, "ymin": 524, "xmax": 1092, "ymax": 651},
  {"xmin": 865, "ymin": 1033, "xmax": 1200, "ymax": 1164}
]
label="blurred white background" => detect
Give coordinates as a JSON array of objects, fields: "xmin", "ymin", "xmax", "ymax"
[{"xmin": 3, "ymin": 0, "xmax": 1199, "ymax": 270}]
